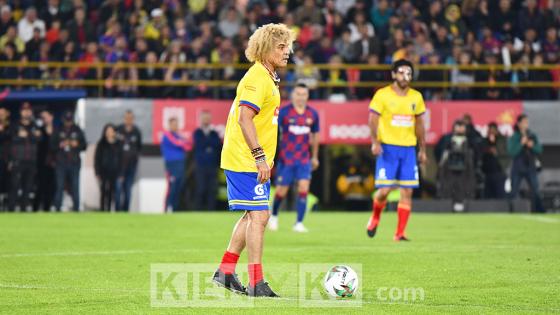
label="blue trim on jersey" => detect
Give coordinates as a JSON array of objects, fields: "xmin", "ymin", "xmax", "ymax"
[
  {"xmin": 369, "ymin": 108, "xmax": 381, "ymax": 115},
  {"xmin": 239, "ymin": 100, "xmax": 260, "ymax": 113},
  {"xmin": 224, "ymin": 170, "xmax": 270, "ymax": 211},
  {"xmin": 375, "ymin": 144, "xmax": 419, "ymax": 188}
]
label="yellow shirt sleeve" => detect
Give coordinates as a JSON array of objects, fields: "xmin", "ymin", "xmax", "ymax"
[
  {"xmin": 368, "ymin": 90, "xmax": 384, "ymax": 115},
  {"xmin": 415, "ymin": 92, "xmax": 426, "ymax": 116},
  {"xmin": 238, "ymin": 73, "xmax": 267, "ymax": 113}
]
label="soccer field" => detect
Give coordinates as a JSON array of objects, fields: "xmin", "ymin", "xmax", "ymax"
[{"xmin": 1, "ymin": 212, "xmax": 559, "ymax": 314}]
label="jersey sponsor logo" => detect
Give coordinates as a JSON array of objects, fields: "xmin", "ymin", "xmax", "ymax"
[
  {"xmin": 378, "ymin": 168, "xmax": 387, "ymax": 180},
  {"xmin": 253, "ymin": 184, "xmax": 267, "ymax": 200},
  {"xmin": 391, "ymin": 114, "xmax": 414, "ymax": 127},
  {"xmin": 288, "ymin": 125, "xmax": 311, "ymax": 135}
]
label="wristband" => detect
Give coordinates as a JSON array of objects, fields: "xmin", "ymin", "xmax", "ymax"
[
  {"xmin": 251, "ymin": 147, "xmax": 264, "ymax": 158},
  {"xmin": 255, "ymin": 155, "xmax": 266, "ymax": 164}
]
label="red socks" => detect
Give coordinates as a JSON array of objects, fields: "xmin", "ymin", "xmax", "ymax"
[
  {"xmin": 219, "ymin": 251, "xmax": 240, "ymax": 275},
  {"xmin": 396, "ymin": 202, "xmax": 411, "ymax": 237},
  {"xmin": 219, "ymin": 251, "xmax": 264, "ymax": 286},
  {"xmin": 248, "ymin": 263, "xmax": 263, "ymax": 287},
  {"xmin": 368, "ymin": 198, "xmax": 387, "ymax": 230}
]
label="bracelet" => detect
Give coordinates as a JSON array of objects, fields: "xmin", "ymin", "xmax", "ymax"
[
  {"xmin": 255, "ymin": 155, "xmax": 266, "ymax": 164},
  {"xmin": 251, "ymin": 147, "xmax": 264, "ymax": 158}
]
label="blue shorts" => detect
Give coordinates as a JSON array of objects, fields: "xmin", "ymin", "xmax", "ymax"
[
  {"xmin": 224, "ymin": 170, "xmax": 271, "ymax": 211},
  {"xmin": 275, "ymin": 162, "xmax": 312, "ymax": 186},
  {"xmin": 375, "ymin": 144, "xmax": 419, "ymax": 188}
]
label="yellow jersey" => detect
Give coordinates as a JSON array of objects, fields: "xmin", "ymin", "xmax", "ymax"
[
  {"xmin": 368, "ymin": 85, "xmax": 426, "ymax": 147},
  {"xmin": 221, "ymin": 62, "xmax": 280, "ymax": 172}
]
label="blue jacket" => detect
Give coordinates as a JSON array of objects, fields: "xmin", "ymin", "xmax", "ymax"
[
  {"xmin": 193, "ymin": 128, "xmax": 221, "ymax": 167},
  {"xmin": 161, "ymin": 131, "xmax": 189, "ymax": 162}
]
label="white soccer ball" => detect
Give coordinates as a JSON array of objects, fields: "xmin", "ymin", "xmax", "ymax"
[{"xmin": 323, "ymin": 265, "xmax": 359, "ymax": 298}]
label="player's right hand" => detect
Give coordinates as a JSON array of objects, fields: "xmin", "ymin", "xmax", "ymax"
[
  {"xmin": 256, "ymin": 161, "xmax": 270, "ymax": 184},
  {"xmin": 371, "ymin": 142, "xmax": 382, "ymax": 156}
]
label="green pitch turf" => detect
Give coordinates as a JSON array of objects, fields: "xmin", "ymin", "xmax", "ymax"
[{"xmin": 0, "ymin": 212, "xmax": 559, "ymax": 314}]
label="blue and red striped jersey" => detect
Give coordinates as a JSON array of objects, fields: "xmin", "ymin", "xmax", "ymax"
[{"xmin": 278, "ymin": 104, "xmax": 320, "ymax": 165}]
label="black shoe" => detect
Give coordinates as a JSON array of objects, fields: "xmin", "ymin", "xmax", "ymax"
[
  {"xmin": 367, "ymin": 226, "xmax": 377, "ymax": 238},
  {"xmin": 247, "ymin": 280, "xmax": 279, "ymax": 297},
  {"xmin": 393, "ymin": 235, "xmax": 411, "ymax": 242},
  {"xmin": 212, "ymin": 269, "xmax": 247, "ymax": 295}
]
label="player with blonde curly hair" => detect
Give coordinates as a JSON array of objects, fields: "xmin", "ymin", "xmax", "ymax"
[{"xmin": 213, "ymin": 23, "xmax": 295, "ymax": 297}]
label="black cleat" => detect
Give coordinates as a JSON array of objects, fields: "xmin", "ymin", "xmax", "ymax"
[
  {"xmin": 212, "ymin": 269, "xmax": 247, "ymax": 295},
  {"xmin": 247, "ymin": 281, "xmax": 279, "ymax": 297},
  {"xmin": 393, "ymin": 235, "xmax": 411, "ymax": 242},
  {"xmin": 367, "ymin": 226, "xmax": 378, "ymax": 238}
]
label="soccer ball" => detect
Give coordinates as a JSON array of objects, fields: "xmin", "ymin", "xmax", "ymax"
[{"xmin": 323, "ymin": 265, "xmax": 359, "ymax": 298}]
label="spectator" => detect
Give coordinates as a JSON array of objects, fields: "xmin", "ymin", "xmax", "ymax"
[
  {"xmin": 40, "ymin": 0, "xmax": 65, "ymax": 29},
  {"xmin": 25, "ymin": 28, "xmax": 43, "ymax": 60},
  {"xmin": 218, "ymin": 6, "xmax": 241, "ymax": 39},
  {"xmin": 8, "ymin": 103, "xmax": 41, "ymax": 211},
  {"xmin": 115, "ymin": 110, "xmax": 142, "ymax": 211},
  {"xmin": 350, "ymin": 23, "xmax": 383, "ymax": 63},
  {"xmin": 527, "ymin": 54, "xmax": 555, "ymax": 100},
  {"xmin": 518, "ymin": 0, "xmax": 544, "ymax": 38},
  {"xmin": 0, "ymin": 5, "xmax": 15, "ymax": 37},
  {"xmin": 482, "ymin": 122, "xmax": 508, "ymax": 199},
  {"xmin": 66, "ymin": 7, "xmax": 95, "ymax": 49},
  {"xmin": 451, "ymin": 50, "xmax": 475, "ymax": 99},
  {"xmin": 0, "ymin": 25, "xmax": 24, "ymax": 54},
  {"xmin": 0, "ymin": 107, "xmax": 10, "ymax": 209},
  {"xmin": 333, "ymin": 28, "xmax": 354, "ymax": 62},
  {"xmin": 348, "ymin": 11, "xmax": 374, "ymax": 43},
  {"xmin": 491, "ymin": 0, "xmax": 516, "ymax": 39},
  {"xmin": 508, "ymin": 114, "xmax": 544, "ymax": 212},
  {"xmin": 161, "ymin": 117, "xmax": 190, "ymax": 212},
  {"xmin": 138, "ymin": 51, "xmax": 163, "ymax": 98},
  {"xmin": 52, "ymin": 111, "xmax": 86, "ymax": 212},
  {"xmin": 370, "ymin": 0, "xmax": 393, "ymax": 41},
  {"xmin": 294, "ymin": 0, "xmax": 322, "ymax": 25},
  {"xmin": 357, "ymin": 54, "xmax": 385, "ymax": 99},
  {"xmin": 17, "ymin": 7, "xmax": 46, "ymax": 42},
  {"xmin": 94, "ymin": 123, "xmax": 121, "ymax": 211},
  {"xmin": 418, "ymin": 52, "xmax": 445, "ymax": 100},
  {"xmin": 34, "ymin": 110, "xmax": 56, "ymax": 211},
  {"xmin": 193, "ymin": 111, "xmax": 221, "ymax": 210}
]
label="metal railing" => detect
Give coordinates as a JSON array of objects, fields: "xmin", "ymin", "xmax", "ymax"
[{"xmin": 0, "ymin": 62, "xmax": 558, "ymax": 95}]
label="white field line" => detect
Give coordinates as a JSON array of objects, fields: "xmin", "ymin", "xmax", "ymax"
[{"xmin": 520, "ymin": 215, "xmax": 560, "ymax": 224}]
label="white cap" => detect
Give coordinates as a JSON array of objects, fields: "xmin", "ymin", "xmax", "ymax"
[{"xmin": 151, "ymin": 8, "xmax": 163, "ymax": 18}]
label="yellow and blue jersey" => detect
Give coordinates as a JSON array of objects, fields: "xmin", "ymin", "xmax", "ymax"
[
  {"xmin": 368, "ymin": 85, "xmax": 425, "ymax": 147},
  {"xmin": 221, "ymin": 61, "xmax": 281, "ymax": 173}
]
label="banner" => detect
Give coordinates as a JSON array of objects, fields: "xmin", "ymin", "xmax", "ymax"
[
  {"xmin": 152, "ymin": 100, "xmax": 523, "ymax": 145},
  {"xmin": 152, "ymin": 100, "xmax": 230, "ymax": 143}
]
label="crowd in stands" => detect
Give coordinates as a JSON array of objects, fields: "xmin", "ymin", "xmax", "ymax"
[{"xmin": 0, "ymin": 0, "xmax": 558, "ymax": 100}]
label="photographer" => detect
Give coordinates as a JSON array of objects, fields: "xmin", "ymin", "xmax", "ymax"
[
  {"xmin": 52, "ymin": 111, "xmax": 87, "ymax": 212},
  {"xmin": 481, "ymin": 122, "xmax": 509, "ymax": 199},
  {"xmin": 436, "ymin": 120, "xmax": 476, "ymax": 211},
  {"xmin": 508, "ymin": 114, "xmax": 544, "ymax": 213},
  {"xmin": 8, "ymin": 103, "xmax": 41, "ymax": 211}
]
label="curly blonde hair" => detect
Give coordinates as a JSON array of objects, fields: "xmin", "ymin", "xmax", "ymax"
[{"xmin": 245, "ymin": 23, "xmax": 296, "ymax": 63}]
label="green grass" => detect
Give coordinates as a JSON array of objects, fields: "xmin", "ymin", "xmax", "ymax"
[{"xmin": 0, "ymin": 212, "xmax": 559, "ymax": 314}]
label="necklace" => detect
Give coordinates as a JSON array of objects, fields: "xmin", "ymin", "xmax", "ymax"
[{"xmin": 262, "ymin": 62, "xmax": 280, "ymax": 88}]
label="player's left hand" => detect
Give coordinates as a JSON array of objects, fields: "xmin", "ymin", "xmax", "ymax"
[
  {"xmin": 311, "ymin": 157, "xmax": 319, "ymax": 170},
  {"xmin": 418, "ymin": 149, "xmax": 427, "ymax": 165}
]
